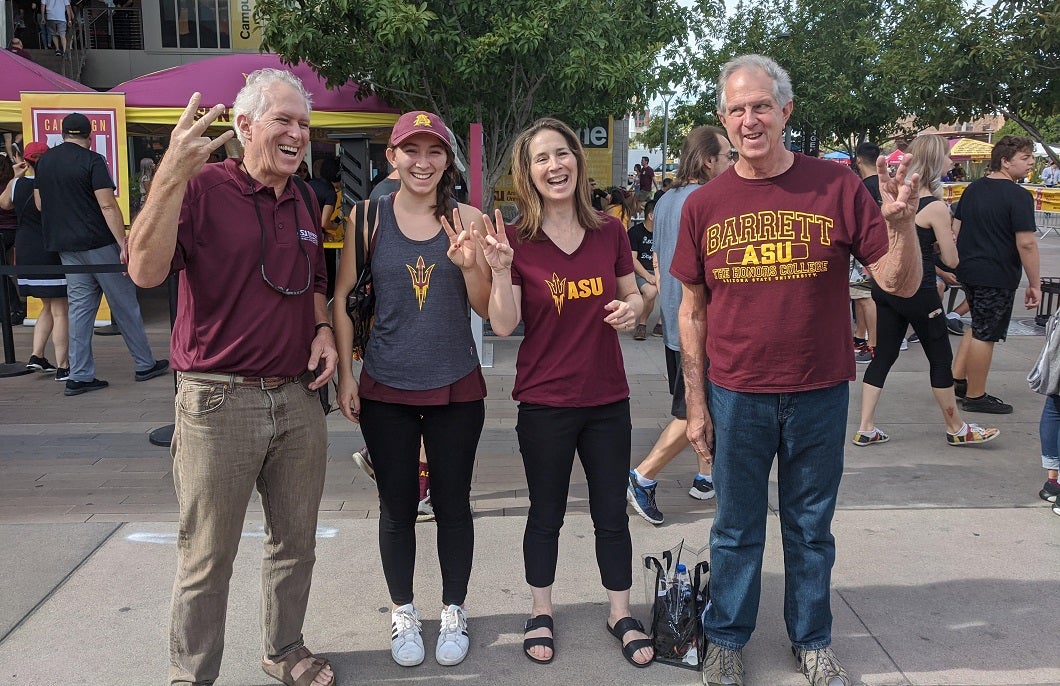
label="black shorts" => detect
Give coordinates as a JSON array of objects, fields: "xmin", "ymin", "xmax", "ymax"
[
  {"xmin": 963, "ymin": 284, "xmax": 1015, "ymax": 343},
  {"xmin": 664, "ymin": 348, "xmax": 710, "ymax": 419}
]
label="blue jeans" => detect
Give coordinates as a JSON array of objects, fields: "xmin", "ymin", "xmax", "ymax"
[
  {"xmin": 61, "ymin": 244, "xmax": 157, "ymax": 382},
  {"xmin": 1039, "ymin": 395, "xmax": 1060, "ymax": 471},
  {"xmin": 704, "ymin": 382, "xmax": 847, "ymax": 650}
]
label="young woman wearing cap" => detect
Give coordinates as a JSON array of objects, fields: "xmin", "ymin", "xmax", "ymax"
[
  {"xmin": 0, "ymin": 142, "xmax": 68, "ymax": 379},
  {"xmin": 472, "ymin": 118, "xmax": 653, "ymax": 668},
  {"xmin": 332, "ymin": 110, "xmax": 492, "ymax": 668}
]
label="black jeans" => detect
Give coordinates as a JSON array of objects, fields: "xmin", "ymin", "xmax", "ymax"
[
  {"xmin": 360, "ymin": 398, "xmax": 485, "ymax": 606},
  {"xmin": 517, "ymin": 400, "xmax": 633, "ymax": 591}
]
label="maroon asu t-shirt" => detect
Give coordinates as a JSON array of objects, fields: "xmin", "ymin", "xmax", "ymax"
[
  {"xmin": 508, "ymin": 215, "xmax": 636, "ymax": 407},
  {"xmin": 670, "ymin": 154, "xmax": 889, "ymax": 393}
]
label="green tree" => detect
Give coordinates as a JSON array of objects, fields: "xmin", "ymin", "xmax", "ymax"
[
  {"xmin": 905, "ymin": 0, "xmax": 1060, "ymax": 163},
  {"xmin": 633, "ymin": 101, "xmax": 720, "ymax": 158},
  {"xmin": 997, "ymin": 115, "xmax": 1060, "ymax": 143},
  {"xmin": 662, "ymin": 0, "xmax": 915, "ymax": 159},
  {"xmin": 254, "ymin": 0, "xmax": 693, "ymax": 204}
]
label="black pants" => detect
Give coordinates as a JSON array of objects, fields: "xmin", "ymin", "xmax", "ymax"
[
  {"xmin": 865, "ymin": 284, "xmax": 954, "ymax": 389},
  {"xmin": 517, "ymin": 400, "xmax": 633, "ymax": 591},
  {"xmin": 360, "ymin": 398, "xmax": 485, "ymax": 606}
]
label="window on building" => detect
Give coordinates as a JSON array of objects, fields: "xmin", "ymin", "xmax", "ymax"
[{"xmin": 160, "ymin": 0, "xmax": 230, "ymax": 48}]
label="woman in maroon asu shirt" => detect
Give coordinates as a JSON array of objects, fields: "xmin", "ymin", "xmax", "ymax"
[{"xmin": 474, "ymin": 118, "xmax": 653, "ymax": 668}]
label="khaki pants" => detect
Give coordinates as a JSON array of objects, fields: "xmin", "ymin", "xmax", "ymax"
[{"xmin": 168, "ymin": 372, "xmax": 327, "ymax": 685}]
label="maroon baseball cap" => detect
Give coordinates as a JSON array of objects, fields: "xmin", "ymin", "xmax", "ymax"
[
  {"xmin": 389, "ymin": 111, "xmax": 452, "ymax": 150},
  {"xmin": 23, "ymin": 141, "xmax": 49, "ymax": 163}
]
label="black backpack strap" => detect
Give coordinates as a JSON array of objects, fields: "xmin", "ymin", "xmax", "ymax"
[
  {"xmin": 355, "ymin": 198, "xmax": 379, "ymax": 274},
  {"xmin": 290, "ymin": 175, "xmax": 316, "ymax": 219}
]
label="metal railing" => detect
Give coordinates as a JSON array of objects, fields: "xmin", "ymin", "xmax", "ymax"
[{"xmin": 83, "ymin": 7, "xmax": 144, "ymax": 50}]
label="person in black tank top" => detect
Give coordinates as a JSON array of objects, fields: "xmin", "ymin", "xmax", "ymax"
[
  {"xmin": 854, "ymin": 134, "xmax": 999, "ymax": 448},
  {"xmin": 331, "ymin": 110, "xmax": 493, "ymax": 669}
]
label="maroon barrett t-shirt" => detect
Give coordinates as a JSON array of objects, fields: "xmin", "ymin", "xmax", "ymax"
[
  {"xmin": 670, "ymin": 154, "xmax": 889, "ymax": 393},
  {"xmin": 171, "ymin": 159, "xmax": 327, "ymax": 377},
  {"xmin": 508, "ymin": 215, "xmax": 636, "ymax": 407}
]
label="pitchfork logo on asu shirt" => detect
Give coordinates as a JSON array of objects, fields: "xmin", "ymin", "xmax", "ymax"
[
  {"xmin": 407, "ymin": 256, "xmax": 435, "ymax": 310},
  {"xmin": 545, "ymin": 272, "xmax": 604, "ymax": 315}
]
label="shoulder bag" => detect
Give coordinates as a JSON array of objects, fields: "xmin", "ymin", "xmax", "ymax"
[{"xmin": 1028, "ymin": 309, "xmax": 1060, "ymax": 396}]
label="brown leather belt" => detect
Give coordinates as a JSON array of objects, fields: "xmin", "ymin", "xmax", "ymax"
[{"xmin": 178, "ymin": 371, "xmax": 301, "ymax": 390}]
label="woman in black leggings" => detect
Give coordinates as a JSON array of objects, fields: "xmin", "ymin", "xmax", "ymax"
[
  {"xmin": 332, "ymin": 111, "xmax": 492, "ymax": 668},
  {"xmin": 854, "ymin": 134, "xmax": 999, "ymax": 447}
]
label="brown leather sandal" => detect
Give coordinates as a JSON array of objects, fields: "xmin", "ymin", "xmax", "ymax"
[{"xmin": 262, "ymin": 645, "xmax": 335, "ymax": 686}]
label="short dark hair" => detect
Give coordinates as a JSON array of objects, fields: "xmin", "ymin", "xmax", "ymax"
[
  {"xmin": 855, "ymin": 142, "xmax": 881, "ymax": 166},
  {"xmin": 644, "ymin": 199, "xmax": 656, "ymax": 216},
  {"xmin": 989, "ymin": 135, "xmax": 1033, "ymax": 171}
]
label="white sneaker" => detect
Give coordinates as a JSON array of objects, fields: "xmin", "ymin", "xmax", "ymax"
[
  {"xmin": 436, "ymin": 604, "xmax": 470, "ymax": 666},
  {"xmin": 391, "ymin": 604, "xmax": 424, "ymax": 666},
  {"xmin": 416, "ymin": 490, "xmax": 435, "ymax": 523},
  {"xmin": 899, "ymin": 338, "xmax": 909, "ymax": 351}
]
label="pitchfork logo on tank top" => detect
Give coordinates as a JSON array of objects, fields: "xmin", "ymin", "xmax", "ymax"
[
  {"xmin": 545, "ymin": 272, "xmax": 604, "ymax": 315},
  {"xmin": 407, "ymin": 256, "xmax": 435, "ymax": 310}
]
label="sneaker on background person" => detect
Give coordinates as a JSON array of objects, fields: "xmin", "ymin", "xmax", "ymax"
[
  {"xmin": 689, "ymin": 475, "xmax": 715, "ymax": 500},
  {"xmin": 54, "ymin": 367, "xmax": 69, "ymax": 382},
  {"xmin": 352, "ymin": 446, "xmax": 375, "ymax": 483},
  {"xmin": 1039, "ymin": 480, "xmax": 1060, "ymax": 503},
  {"xmin": 946, "ymin": 314, "xmax": 965, "ymax": 335},
  {"xmin": 416, "ymin": 490, "xmax": 435, "ymax": 523},
  {"xmin": 960, "ymin": 393, "xmax": 1013, "ymax": 414},
  {"xmin": 26, "ymin": 355, "xmax": 56, "ymax": 373},
  {"xmin": 1053, "ymin": 500, "xmax": 1060, "ymax": 517},
  {"xmin": 633, "ymin": 323, "xmax": 647, "ymax": 340},
  {"xmin": 436, "ymin": 604, "xmax": 470, "ymax": 666},
  {"xmin": 946, "ymin": 423, "xmax": 1000, "ymax": 446},
  {"xmin": 652, "ymin": 322, "xmax": 663, "ymax": 337},
  {"xmin": 854, "ymin": 342, "xmax": 874, "ymax": 364},
  {"xmin": 851, "ymin": 428, "xmax": 889, "ymax": 446},
  {"xmin": 64, "ymin": 378, "xmax": 108, "ymax": 396},
  {"xmin": 626, "ymin": 469, "xmax": 664, "ymax": 525},
  {"xmin": 907, "ymin": 332, "xmax": 920, "ymax": 344},
  {"xmin": 899, "ymin": 338, "xmax": 909, "ymax": 351},
  {"xmin": 134, "ymin": 358, "xmax": 170, "ymax": 382}
]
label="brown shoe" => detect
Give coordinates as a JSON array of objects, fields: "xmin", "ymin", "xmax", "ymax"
[
  {"xmin": 633, "ymin": 324, "xmax": 647, "ymax": 340},
  {"xmin": 651, "ymin": 323, "xmax": 663, "ymax": 337}
]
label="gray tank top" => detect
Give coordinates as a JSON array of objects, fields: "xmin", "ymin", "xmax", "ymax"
[{"xmin": 363, "ymin": 195, "xmax": 479, "ymax": 390}]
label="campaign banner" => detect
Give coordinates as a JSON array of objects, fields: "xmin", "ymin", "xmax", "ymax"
[{"xmin": 20, "ymin": 92, "xmax": 130, "ymax": 222}]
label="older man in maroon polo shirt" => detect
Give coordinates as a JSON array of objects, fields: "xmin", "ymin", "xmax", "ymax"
[{"xmin": 128, "ymin": 69, "xmax": 337, "ymax": 686}]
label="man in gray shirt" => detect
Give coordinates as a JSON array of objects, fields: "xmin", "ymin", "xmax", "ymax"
[{"xmin": 625, "ymin": 125, "xmax": 732, "ymax": 525}]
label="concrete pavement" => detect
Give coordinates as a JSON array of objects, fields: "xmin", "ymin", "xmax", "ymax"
[{"xmin": 2, "ymin": 241, "xmax": 1060, "ymax": 684}]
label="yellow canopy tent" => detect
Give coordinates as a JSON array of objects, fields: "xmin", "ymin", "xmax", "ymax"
[{"xmin": 949, "ymin": 137, "xmax": 994, "ymax": 161}]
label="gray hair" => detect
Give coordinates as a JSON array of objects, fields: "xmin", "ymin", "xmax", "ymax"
[
  {"xmin": 231, "ymin": 68, "xmax": 313, "ymax": 145},
  {"xmin": 716, "ymin": 54, "xmax": 793, "ymax": 115}
]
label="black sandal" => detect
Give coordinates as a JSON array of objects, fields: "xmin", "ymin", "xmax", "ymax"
[
  {"xmin": 607, "ymin": 616, "xmax": 653, "ymax": 668},
  {"xmin": 523, "ymin": 614, "xmax": 555, "ymax": 664}
]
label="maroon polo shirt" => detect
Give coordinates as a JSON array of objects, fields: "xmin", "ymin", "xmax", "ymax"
[{"xmin": 171, "ymin": 158, "xmax": 326, "ymax": 377}]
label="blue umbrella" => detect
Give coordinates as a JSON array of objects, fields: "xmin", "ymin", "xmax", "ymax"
[{"xmin": 822, "ymin": 151, "xmax": 850, "ymax": 160}]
